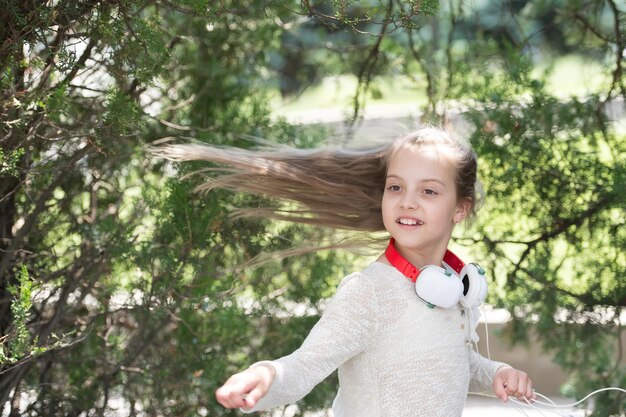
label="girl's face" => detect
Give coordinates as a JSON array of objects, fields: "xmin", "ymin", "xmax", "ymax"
[{"xmin": 381, "ymin": 145, "xmax": 470, "ymax": 265}]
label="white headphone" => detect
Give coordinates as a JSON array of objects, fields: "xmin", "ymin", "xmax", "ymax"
[{"xmin": 385, "ymin": 238, "xmax": 488, "ymax": 309}]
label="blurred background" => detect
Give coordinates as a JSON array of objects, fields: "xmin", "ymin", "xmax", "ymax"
[{"xmin": 0, "ymin": 1, "xmax": 624, "ymax": 416}]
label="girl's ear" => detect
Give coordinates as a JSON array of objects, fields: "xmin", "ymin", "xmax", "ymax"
[{"xmin": 453, "ymin": 198, "xmax": 472, "ymax": 224}]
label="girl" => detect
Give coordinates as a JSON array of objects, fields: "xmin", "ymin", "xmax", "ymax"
[{"xmin": 154, "ymin": 127, "xmax": 535, "ymax": 416}]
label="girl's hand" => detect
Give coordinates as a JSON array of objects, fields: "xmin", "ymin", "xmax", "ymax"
[
  {"xmin": 492, "ymin": 365, "xmax": 535, "ymax": 403},
  {"xmin": 215, "ymin": 365, "xmax": 276, "ymax": 410}
]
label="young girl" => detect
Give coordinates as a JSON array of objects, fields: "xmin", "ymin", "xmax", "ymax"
[{"xmin": 154, "ymin": 127, "xmax": 535, "ymax": 416}]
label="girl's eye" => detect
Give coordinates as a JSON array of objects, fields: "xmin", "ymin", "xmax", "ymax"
[
  {"xmin": 386, "ymin": 185, "xmax": 401, "ymax": 192},
  {"xmin": 424, "ymin": 189, "xmax": 438, "ymax": 195}
]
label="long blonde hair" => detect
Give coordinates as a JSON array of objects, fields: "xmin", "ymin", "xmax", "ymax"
[{"xmin": 150, "ymin": 126, "xmax": 481, "ymax": 235}]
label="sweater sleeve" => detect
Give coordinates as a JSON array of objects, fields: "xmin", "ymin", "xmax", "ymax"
[
  {"xmin": 468, "ymin": 349, "xmax": 508, "ymax": 393},
  {"xmin": 243, "ymin": 273, "xmax": 380, "ymax": 413}
]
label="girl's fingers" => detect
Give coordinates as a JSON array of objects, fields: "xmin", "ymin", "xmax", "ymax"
[
  {"xmin": 514, "ymin": 373, "xmax": 534, "ymax": 401},
  {"xmin": 216, "ymin": 366, "xmax": 276, "ymax": 409},
  {"xmin": 243, "ymin": 385, "xmax": 266, "ymax": 409},
  {"xmin": 527, "ymin": 381, "xmax": 536, "ymax": 401},
  {"xmin": 493, "ymin": 367, "xmax": 535, "ymax": 403},
  {"xmin": 519, "ymin": 377, "xmax": 535, "ymax": 402},
  {"xmin": 493, "ymin": 379, "xmax": 509, "ymax": 402},
  {"xmin": 216, "ymin": 375, "xmax": 257, "ymax": 408},
  {"xmin": 507, "ymin": 373, "xmax": 535, "ymax": 402},
  {"xmin": 513, "ymin": 377, "xmax": 526, "ymax": 399}
]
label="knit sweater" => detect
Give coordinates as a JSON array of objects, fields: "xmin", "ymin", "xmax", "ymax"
[{"xmin": 245, "ymin": 261, "xmax": 506, "ymax": 417}]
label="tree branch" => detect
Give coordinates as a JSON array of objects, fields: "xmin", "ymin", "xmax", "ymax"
[
  {"xmin": 0, "ymin": 144, "xmax": 94, "ymax": 282},
  {"xmin": 505, "ymin": 194, "xmax": 616, "ymax": 303},
  {"xmin": 605, "ymin": 0, "xmax": 626, "ymax": 103},
  {"xmin": 407, "ymin": 27, "xmax": 436, "ymax": 116},
  {"xmin": 348, "ymin": 0, "xmax": 394, "ymax": 126}
]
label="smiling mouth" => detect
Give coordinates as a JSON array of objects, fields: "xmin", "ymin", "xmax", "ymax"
[{"xmin": 397, "ymin": 218, "xmax": 424, "ymax": 226}]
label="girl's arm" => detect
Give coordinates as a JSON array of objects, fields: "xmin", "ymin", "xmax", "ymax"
[{"xmin": 216, "ymin": 273, "xmax": 380, "ymax": 412}]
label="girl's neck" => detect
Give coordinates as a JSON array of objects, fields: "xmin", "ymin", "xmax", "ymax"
[
  {"xmin": 382, "ymin": 238, "xmax": 466, "ymax": 280},
  {"xmin": 377, "ymin": 239, "xmax": 449, "ymax": 270}
]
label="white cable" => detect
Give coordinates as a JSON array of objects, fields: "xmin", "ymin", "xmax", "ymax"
[
  {"xmin": 529, "ymin": 387, "xmax": 626, "ymax": 408},
  {"xmin": 468, "ymin": 307, "xmax": 497, "ymax": 384},
  {"xmin": 481, "ymin": 307, "xmax": 493, "ymax": 362},
  {"xmin": 534, "ymin": 392, "xmax": 557, "ymax": 406},
  {"xmin": 510, "ymin": 396, "xmax": 568, "ymax": 417}
]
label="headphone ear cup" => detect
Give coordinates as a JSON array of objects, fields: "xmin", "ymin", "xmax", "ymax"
[
  {"xmin": 415, "ymin": 265, "xmax": 464, "ymax": 309},
  {"xmin": 459, "ymin": 263, "xmax": 488, "ymax": 309}
]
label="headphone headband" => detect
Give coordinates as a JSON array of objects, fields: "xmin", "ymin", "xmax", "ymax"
[{"xmin": 384, "ymin": 238, "xmax": 465, "ymax": 281}]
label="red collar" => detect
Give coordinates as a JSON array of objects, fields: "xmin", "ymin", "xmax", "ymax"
[{"xmin": 384, "ymin": 238, "xmax": 465, "ymax": 281}]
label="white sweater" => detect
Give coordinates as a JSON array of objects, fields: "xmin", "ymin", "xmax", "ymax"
[{"xmin": 245, "ymin": 262, "xmax": 506, "ymax": 417}]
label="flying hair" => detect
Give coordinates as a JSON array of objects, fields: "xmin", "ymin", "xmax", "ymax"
[{"xmin": 150, "ymin": 126, "xmax": 482, "ymax": 235}]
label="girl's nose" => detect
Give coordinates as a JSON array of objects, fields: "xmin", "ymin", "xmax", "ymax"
[{"xmin": 400, "ymin": 193, "xmax": 419, "ymax": 210}]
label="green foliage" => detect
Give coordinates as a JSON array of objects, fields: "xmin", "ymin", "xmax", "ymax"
[
  {"xmin": 0, "ymin": 266, "xmax": 61, "ymax": 367},
  {"xmin": 101, "ymin": 88, "xmax": 144, "ymax": 136},
  {"xmin": 458, "ymin": 24, "xmax": 626, "ymax": 417},
  {"xmin": 0, "ymin": 147, "xmax": 24, "ymax": 177},
  {"xmin": 1, "ymin": 266, "xmax": 35, "ymax": 364}
]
